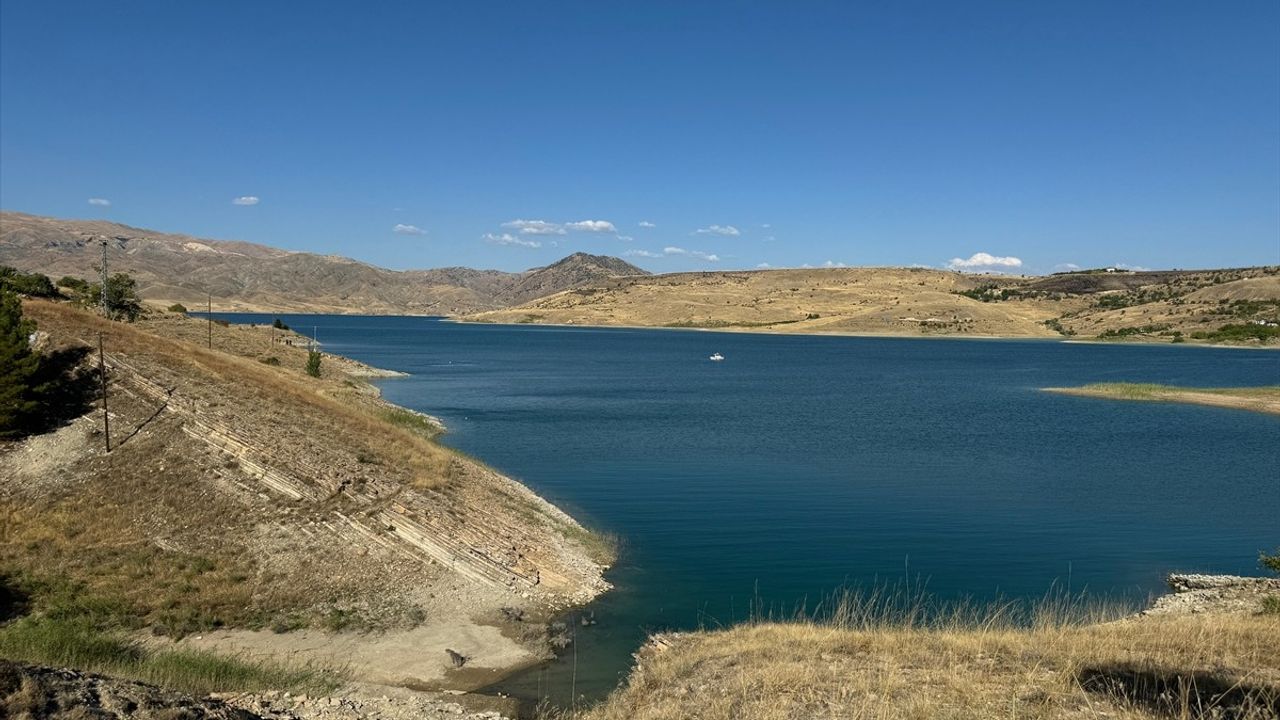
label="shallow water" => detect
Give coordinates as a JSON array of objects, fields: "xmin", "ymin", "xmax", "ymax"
[{"xmin": 210, "ymin": 315, "xmax": 1280, "ymax": 705}]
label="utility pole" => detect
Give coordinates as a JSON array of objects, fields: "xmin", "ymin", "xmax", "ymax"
[
  {"xmin": 98, "ymin": 332, "xmax": 111, "ymax": 452},
  {"xmin": 207, "ymin": 294, "xmax": 212, "ymax": 349},
  {"xmin": 99, "ymin": 238, "xmax": 110, "ymax": 318}
]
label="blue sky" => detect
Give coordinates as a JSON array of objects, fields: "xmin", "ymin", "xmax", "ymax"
[{"xmin": 2, "ymin": 1, "xmax": 1277, "ymax": 274}]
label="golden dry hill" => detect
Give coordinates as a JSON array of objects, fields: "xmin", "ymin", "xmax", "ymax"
[{"xmin": 465, "ymin": 265, "xmax": 1280, "ymax": 345}]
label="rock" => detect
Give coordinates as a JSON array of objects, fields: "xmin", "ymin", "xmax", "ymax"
[{"xmin": 446, "ymin": 648, "xmax": 468, "ymax": 668}]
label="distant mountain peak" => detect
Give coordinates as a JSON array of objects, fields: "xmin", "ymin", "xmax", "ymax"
[{"xmin": 540, "ymin": 252, "xmax": 649, "ymax": 276}]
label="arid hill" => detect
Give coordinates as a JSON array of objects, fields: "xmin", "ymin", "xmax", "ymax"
[
  {"xmin": 0, "ymin": 212, "xmax": 648, "ymax": 314},
  {"xmin": 465, "ymin": 265, "xmax": 1280, "ymax": 344},
  {"xmin": 0, "ymin": 299, "xmax": 610, "ymax": 693}
]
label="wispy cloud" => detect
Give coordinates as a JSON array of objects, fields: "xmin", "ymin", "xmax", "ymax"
[
  {"xmin": 503, "ymin": 219, "xmax": 565, "ymax": 235},
  {"xmin": 87, "ymin": 197, "xmax": 111, "ymax": 207},
  {"xmin": 1053, "ymin": 262, "xmax": 1081, "ymax": 272},
  {"xmin": 946, "ymin": 252, "xmax": 1023, "ymax": 271},
  {"xmin": 393, "ymin": 223, "xmax": 426, "ymax": 236},
  {"xmin": 232, "ymin": 196, "xmax": 260, "ymax": 206},
  {"xmin": 624, "ymin": 249, "xmax": 663, "ymax": 258},
  {"xmin": 638, "ymin": 220, "xmax": 656, "ymax": 228},
  {"xmin": 1114, "ymin": 263, "xmax": 1151, "ymax": 271},
  {"xmin": 694, "ymin": 224, "xmax": 740, "ymax": 236},
  {"xmin": 565, "ymin": 219, "xmax": 617, "ymax": 233},
  {"xmin": 823, "ymin": 260, "xmax": 847, "ymax": 268},
  {"xmin": 756, "ymin": 262, "xmax": 772, "ymax": 269},
  {"xmin": 663, "ymin": 246, "xmax": 720, "ymax": 261},
  {"xmin": 484, "ymin": 232, "xmax": 542, "ymax": 248}
]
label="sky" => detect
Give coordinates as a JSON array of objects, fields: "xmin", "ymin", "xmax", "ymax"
[{"xmin": 1, "ymin": 1, "xmax": 1278, "ymax": 274}]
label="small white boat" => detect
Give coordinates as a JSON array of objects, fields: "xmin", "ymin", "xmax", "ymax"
[{"xmin": 709, "ymin": 352, "xmax": 725, "ymax": 361}]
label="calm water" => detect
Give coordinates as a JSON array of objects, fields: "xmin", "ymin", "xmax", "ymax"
[{"xmin": 211, "ymin": 314, "xmax": 1280, "ymax": 705}]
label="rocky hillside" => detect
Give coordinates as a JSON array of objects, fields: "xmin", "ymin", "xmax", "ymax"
[
  {"xmin": 1, "ymin": 300, "xmax": 610, "ymax": 693},
  {"xmin": 0, "ymin": 212, "xmax": 648, "ymax": 314},
  {"xmin": 465, "ymin": 265, "xmax": 1280, "ymax": 344}
]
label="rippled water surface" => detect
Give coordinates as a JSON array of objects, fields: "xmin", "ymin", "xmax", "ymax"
[{"xmin": 212, "ymin": 315, "xmax": 1280, "ymax": 704}]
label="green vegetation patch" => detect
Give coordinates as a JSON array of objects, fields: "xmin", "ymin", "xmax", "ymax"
[
  {"xmin": 1190, "ymin": 323, "xmax": 1280, "ymax": 343},
  {"xmin": 378, "ymin": 406, "xmax": 443, "ymax": 439},
  {"xmin": 0, "ymin": 617, "xmax": 341, "ymax": 696},
  {"xmin": 0, "ymin": 267, "xmax": 58, "ymax": 298}
]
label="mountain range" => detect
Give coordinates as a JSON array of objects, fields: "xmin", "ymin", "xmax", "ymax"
[{"xmin": 0, "ymin": 211, "xmax": 649, "ymax": 314}]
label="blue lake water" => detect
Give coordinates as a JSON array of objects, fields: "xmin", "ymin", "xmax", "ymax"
[{"xmin": 210, "ymin": 314, "xmax": 1280, "ymax": 704}]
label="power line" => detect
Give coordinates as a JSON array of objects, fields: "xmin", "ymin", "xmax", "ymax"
[{"xmin": 98, "ymin": 332, "xmax": 111, "ymax": 452}]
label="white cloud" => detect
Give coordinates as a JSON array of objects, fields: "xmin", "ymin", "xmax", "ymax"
[
  {"xmin": 232, "ymin": 196, "xmax": 260, "ymax": 206},
  {"xmin": 761, "ymin": 223, "xmax": 771, "ymax": 229},
  {"xmin": 393, "ymin": 223, "xmax": 426, "ymax": 235},
  {"xmin": 483, "ymin": 232, "xmax": 541, "ymax": 248},
  {"xmin": 502, "ymin": 219, "xmax": 565, "ymax": 235},
  {"xmin": 756, "ymin": 262, "xmax": 772, "ymax": 269},
  {"xmin": 664, "ymin": 246, "xmax": 720, "ymax": 262},
  {"xmin": 617, "ymin": 235, "xmax": 633, "ymax": 242},
  {"xmin": 946, "ymin": 252, "xmax": 1023, "ymax": 271},
  {"xmin": 695, "ymin": 224, "xmax": 741, "ymax": 236},
  {"xmin": 625, "ymin": 249, "xmax": 663, "ymax": 258},
  {"xmin": 1114, "ymin": 263, "xmax": 1151, "ymax": 271},
  {"xmin": 823, "ymin": 260, "xmax": 847, "ymax": 268},
  {"xmin": 87, "ymin": 197, "xmax": 111, "ymax": 207},
  {"xmin": 1052, "ymin": 262, "xmax": 1081, "ymax": 272},
  {"xmin": 638, "ymin": 220, "xmax": 656, "ymax": 228},
  {"xmin": 565, "ymin": 219, "xmax": 617, "ymax": 233}
]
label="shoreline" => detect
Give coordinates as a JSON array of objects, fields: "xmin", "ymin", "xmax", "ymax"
[
  {"xmin": 203, "ymin": 314, "xmax": 613, "ymax": 690},
  {"xmin": 451, "ymin": 317, "xmax": 1280, "ymax": 348},
  {"xmin": 1044, "ymin": 383, "xmax": 1280, "ymax": 416},
  {"xmin": 198, "ymin": 309, "xmax": 1277, "ymax": 349}
]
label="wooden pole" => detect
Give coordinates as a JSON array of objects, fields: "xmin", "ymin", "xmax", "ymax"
[
  {"xmin": 98, "ymin": 332, "xmax": 110, "ymax": 452},
  {"xmin": 207, "ymin": 294, "xmax": 212, "ymax": 349}
]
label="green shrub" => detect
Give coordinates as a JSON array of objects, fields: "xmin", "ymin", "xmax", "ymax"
[
  {"xmin": 0, "ymin": 266, "xmax": 57, "ymax": 298},
  {"xmin": 0, "ymin": 290, "xmax": 41, "ymax": 438},
  {"xmin": 84, "ymin": 273, "xmax": 143, "ymax": 321},
  {"xmin": 272, "ymin": 318, "xmax": 290, "ymax": 330},
  {"xmin": 1261, "ymin": 549, "xmax": 1280, "ymax": 575},
  {"xmin": 168, "ymin": 303, "xmax": 188, "ymax": 313},
  {"xmin": 56, "ymin": 276, "xmax": 89, "ymax": 293},
  {"xmin": 305, "ymin": 351, "xmax": 322, "ymax": 377},
  {"xmin": 259, "ymin": 356, "xmax": 281, "ymax": 366}
]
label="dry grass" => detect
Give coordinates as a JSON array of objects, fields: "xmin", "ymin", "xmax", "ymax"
[
  {"xmin": 2, "ymin": 301, "xmax": 461, "ymax": 633},
  {"xmin": 466, "ymin": 266, "xmax": 1280, "ymax": 345},
  {"xmin": 466, "ymin": 267, "xmax": 1071, "ymax": 338},
  {"xmin": 573, "ymin": 592, "xmax": 1280, "ymax": 720},
  {"xmin": 24, "ymin": 300, "xmax": 453, "ymax": 488}
]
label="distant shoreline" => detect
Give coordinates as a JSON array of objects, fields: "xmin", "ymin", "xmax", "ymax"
[
  {"xmin": 1044, "ymin": 383, "xmax": 1280, "ymax": 416},
  {"xmin": 450, "ymin": 317, "xmax": 1280, "ymax": 348}
]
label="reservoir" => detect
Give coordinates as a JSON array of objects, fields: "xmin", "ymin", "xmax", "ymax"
[{"xmin": 209, "ymin": 314, "xmax": 1280, "ymax": 704}]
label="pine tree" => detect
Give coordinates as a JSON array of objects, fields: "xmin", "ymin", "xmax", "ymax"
[
  {"xmin": 305, "ymin": 350, "xmax": 322, "ymax": 378},
  {"xmin": 0, "ymin": 290, "xmax": 41, "ymax": 437}
]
